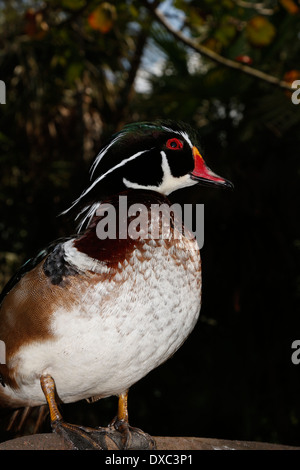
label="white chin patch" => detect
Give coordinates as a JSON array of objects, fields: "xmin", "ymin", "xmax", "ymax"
[{"xmin": 123, "ymin": 152, "xmax": 197, "ymax": 196}]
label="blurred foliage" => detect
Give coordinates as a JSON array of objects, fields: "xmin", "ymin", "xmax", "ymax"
[{"xmin": 1, "ymin": 0, "xmax": 300, "ymax": 446}]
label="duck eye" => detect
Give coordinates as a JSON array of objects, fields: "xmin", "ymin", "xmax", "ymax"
[{"xmin": 166, "ymin": 138, "xmax": 184, "ymax": 150}]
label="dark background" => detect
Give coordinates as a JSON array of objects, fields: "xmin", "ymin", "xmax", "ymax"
[{"xmin": 0, "ymin": 0, "xmax": 300, "ymax": 446}]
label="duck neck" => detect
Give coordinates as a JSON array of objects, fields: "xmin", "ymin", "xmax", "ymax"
[{"xmin": 73, "ymin": 190, "xmax": 188, "ymax": 265}]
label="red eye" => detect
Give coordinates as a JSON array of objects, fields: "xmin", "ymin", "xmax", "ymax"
[{"xmin": 166, "ymin": 138, "xmax": 184, "ymax": 150}]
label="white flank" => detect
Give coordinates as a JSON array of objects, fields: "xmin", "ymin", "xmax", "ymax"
[{"xmin": 63, "ymin": 239, "xmax": 108, "ymax": 273}]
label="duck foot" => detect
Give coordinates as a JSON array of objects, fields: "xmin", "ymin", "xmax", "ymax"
[
  {"xmin": 52, "ymin": 420, "xmax": 110, "ymax": 450},
  {"xmin": 40, "ymin": 375, "xmax": 156, "ymax": 450},
  {"xmin": 40, "ymin": 375, "xmax": 109, "ymax": 450},
  {"xmin": 109, "ymin": 417, "xmax": 156, "ymax": 450},
  {"xmin": 52, "ymin": 419, "xmax": 156, "ymax": 450}
]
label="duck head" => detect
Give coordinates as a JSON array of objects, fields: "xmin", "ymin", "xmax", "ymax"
[{"xmin": 64, "ymin": 121, "xmax": 233, "ymax": 231}]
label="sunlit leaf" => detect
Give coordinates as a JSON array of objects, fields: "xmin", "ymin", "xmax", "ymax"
[
  {"xmin": 246, "ymin": 16, "xmax": 276, "ymax": 47},
  {"xmin": 88, "ymin": 3, "xmax": 117, "ymax": 34},
  {"xmin": 279, "ymin": 0, "xmax": 299, "ymax": 14},
  {"xmin": 284, "ymin": 70, "xmax": 300, "ymax": 84}
]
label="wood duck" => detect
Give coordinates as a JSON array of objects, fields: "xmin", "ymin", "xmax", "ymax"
[{"xmin": 0, "ymin": 121, "xmax": 233, "ymax": 450}]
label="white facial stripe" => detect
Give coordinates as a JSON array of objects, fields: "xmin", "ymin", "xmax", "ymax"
[
  {"xmin": 75, "ymin": 202, "xmax": 101, "ymax": 233},
  {"xmin": 180, "ymin": 131, "xmax": 193, "ymax": 149},
  {"xmin": 89, "ymin": 135, "xmax": 121, "ymax": 179},
  {"xmin": 123, "ymin": 151, "xmax": 197, "ymax": 196},
  {"xmin": 62, "ymin": 148, "xmax": 152, "ymax": 216},
  {"xmin": 85, "ymin": 149, "xmax": 152, "ymax": 196}
]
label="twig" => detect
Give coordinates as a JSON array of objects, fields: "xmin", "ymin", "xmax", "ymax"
[
  {"xmin": 233, "ymin": 0, "xmax": 275, "ymax": 15},
  {"xmin": 145, "ymin": 3, "xmax": 292, "ymax": 91}
]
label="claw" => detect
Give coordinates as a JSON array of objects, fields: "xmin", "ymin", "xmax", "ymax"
[{"xmin": 112, "ymin": 417, "xmax": 156, "ymax": 450}]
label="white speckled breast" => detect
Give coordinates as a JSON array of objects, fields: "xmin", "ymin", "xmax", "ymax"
[
  {"xmin": 4, "ymin": 234, "xmax": 201, "ymax": 407},
  {"xmin": 2, "ymin": 190, "xmax": 202, "ymax": 407}
]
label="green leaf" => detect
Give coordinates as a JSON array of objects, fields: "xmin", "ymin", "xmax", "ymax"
[
  {"xmin": 246, "ymin": 16, "xmax": 276, "ymax": 47},
  {"xmin": 214, "ymin": 16, "xmax": 236, "ymax": 47},
  {"xmin": 66, "ymin": 62, "xmax": 84, "ymax": 83}
]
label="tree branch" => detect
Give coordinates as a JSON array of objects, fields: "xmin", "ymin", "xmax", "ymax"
[{"xmin": 146, "ymin": 3, "xmax": 293, "ymax": 91}]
